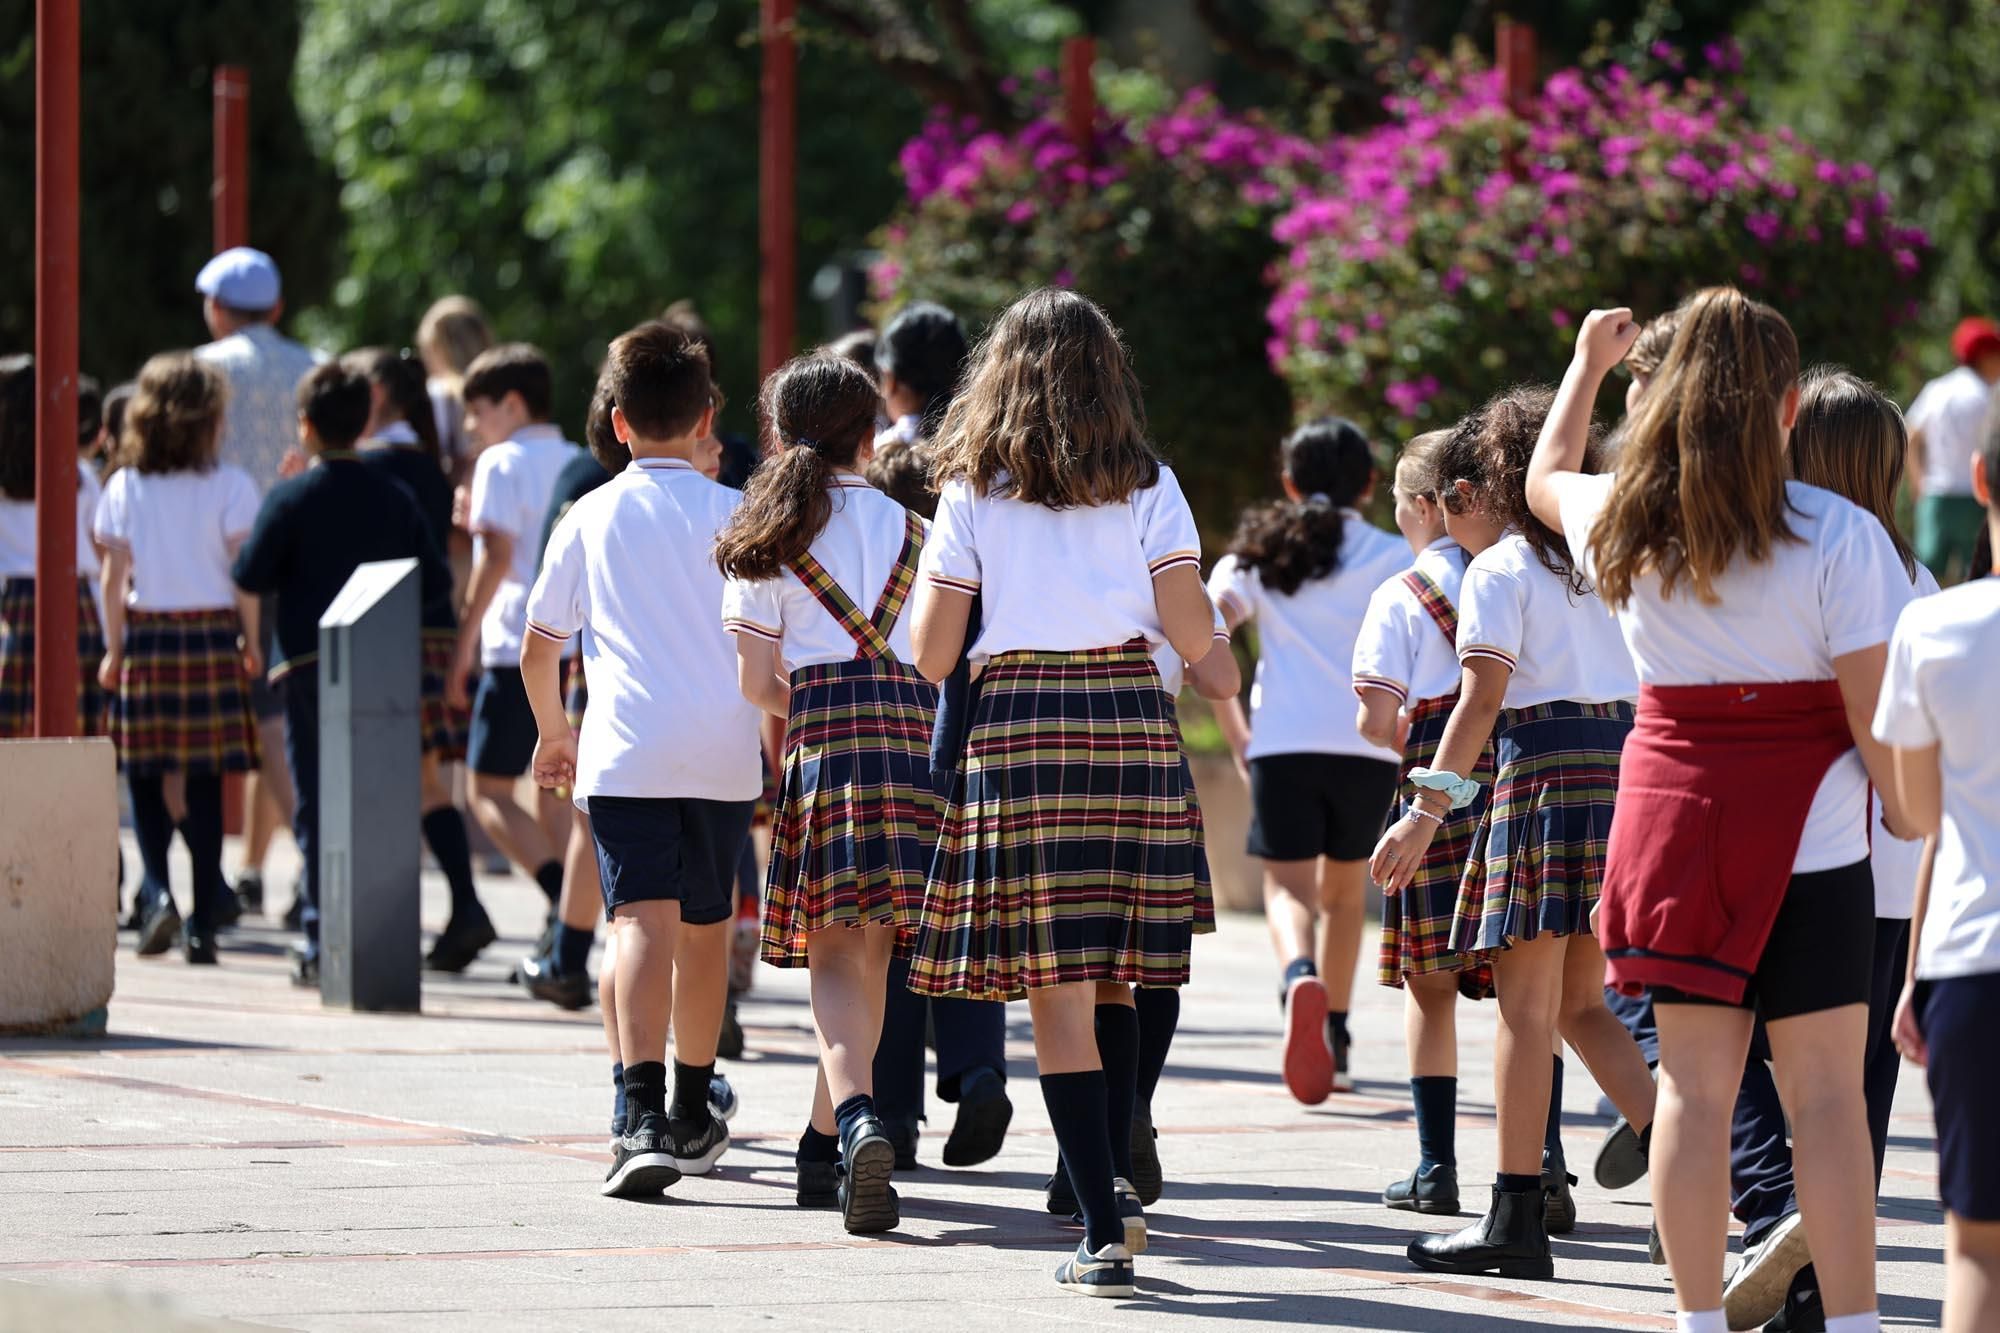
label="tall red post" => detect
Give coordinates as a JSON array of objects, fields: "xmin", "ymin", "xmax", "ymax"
[
  {"xmin": 1061, "ymin": 35, "xmax": 1096, "ymax": 160},
  {"xmin": 213, "ymin": 65, "xmax": 251, "ymax": 252},
  {"xmin": 33, "ymin": 0, "xmax": 81, "ymax": 740},
  {"xmin": 759, "ymin": 0, "xmax": 797, "ymax": 379},
  {"xmin": 1497, "ymin": 18, "xmax": 1539, "ymax": 118}
]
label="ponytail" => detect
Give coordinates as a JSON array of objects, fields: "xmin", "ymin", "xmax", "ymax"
[
  {"xmin": 345, "ymin": 346, "xmax": 443, "ymax": 461},
  {"xmin": 713, "ymin": 352, "xmax": 879, "ymax": 581},
  {"xmin": 1225, "ymin": 417, "xmax": 1373, "ymax": 595}
]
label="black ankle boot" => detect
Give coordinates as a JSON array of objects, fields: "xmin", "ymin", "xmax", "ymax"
[
  {"xmin": 1541, "ymin": 1152, "xmax": 1577, "ymax": 1235},
  {"xmin": 1407, "ymin": 1186, "xmax": 1553, "ymax": 1278},
  {"xmin": 1384, "ymin": 1162, "xmax": 1460, "ymax": 1215}
]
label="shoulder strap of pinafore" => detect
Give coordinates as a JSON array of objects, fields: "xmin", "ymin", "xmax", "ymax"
[
  {"xmin": 1401, "ymin": 567, "xmax": 1460, "ymax": 649},
  {"xmin": 786, "ymin": 511, "xmax": 925, "ymax": 661}
]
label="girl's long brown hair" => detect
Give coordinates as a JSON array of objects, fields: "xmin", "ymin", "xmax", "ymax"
[
  {"xmin": 1438, "ymin": 384, "xmax": 1599, "ymax": 595},
  {"xmin": 929, "ymin": 287, "xmax": 1159, "ymax": 508},
  {"xmin": 121, "ymin": 351, "xmax": 228, "ymax": 476},
  {"xmin": 714, "ymin": 353, "xmax": 881, "ymax": 581},
  {"xmin": 1790, "ymin": 367, "xmax": 1917, "ymax": 580},
  {"xmin": 1591, "ymin": 287, "xmax": 1801, "ymax": 608}
]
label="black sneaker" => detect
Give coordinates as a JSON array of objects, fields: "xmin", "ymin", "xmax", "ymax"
[
  {"xmin": 181, "ymin": 928, "xmax": 218, "ymax": 966},
  {"xmin": 235, "ymin": 870, "xmax": 264, "ymax": 913},
  {"xmin": 136, "ymin": 895, "xmax": 182, "ymax": 957},
  {"xmin": 1384, "ymin": 1162, "xmax": 1460, "ymax": 1215},
  {"xmin": 516, "ymin": 953, "xmax": 591, "ymax": 1009},
  {"xmin": 283, "ymin": 896, "xmax": 304, "ymax": 932},
  {"xmin": 837, "ymin": 1115, "xmax": 901, "ymax": 1234},
  {"xmin": 796, "ymin": 1157, "xmax": 838, "ymax": 1208},
  {"xmin": 1114, "ymin": 1177, "xmax": 1147, "ymax": 1255},
  {"xmin": 668, "ymin": 1113, "xmax": 729, "ymax": 1176},
  {"xmin": 1330, "ymin": 1022, "xmax": 1353, "ymax": 1093},
  {"xmin": 884, "ymin": 1116, "xmax": 919, "ymax": 1171},
  {"xmin": 1054, "ymin": 1239, "xmax": 1135, "ymax": 1298},
  {"xmin": 212, "ymin": 889, "xmax": 243, "ymax": 930},
  {"xmin": 425, "ymin": 912, "xmax": 498, "ymax": 973},
  {"xmin": 288, "ymin": 945, "xmax": 319, "ymax": 989},
  {"xmin": 1762, "ymin": 1285, "xmax": 1824, "ymax": 1333},
  {"xmin": 1129, "ymin": 1105, "xmax": 1163, "ymax": 1205},
  {"xmin": 942, "ymin": 1066, "xmax": 1012, "ymax": 1168},
  {"xmin": 1046, "ymin": 1161, "xmax": 1079, "ymax": 1216},
  {"xmin": 602, "ymin": 1113, "xmax": 681, "ymax": 1199},
  {"xmin": 1594, "ymin": 1114, "xmax": 1649, "ymax": 1190},
  {"xmin": 716, "ymin": 999, "xmax": 745, "ymax": 1060},
  {"xmin": 706, "ymin": 1073, "xmax": 739, "ymax": 1124}
]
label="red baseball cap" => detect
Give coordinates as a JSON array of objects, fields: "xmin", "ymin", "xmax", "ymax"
[{"xmin": 1951, "ymin": 316, "xmax": 2000, "ymax": 364}]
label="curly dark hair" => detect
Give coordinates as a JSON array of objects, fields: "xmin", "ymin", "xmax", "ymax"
[
  {"xmin": 1225, "ymin": 417, "xmax": 1374, "ymax": 595},
  {"xmin": 1436, "ymin": 384, "xmax": 1601, "ymax": 596},
  {"xmin": 865, "ymin": 436, "xmax": 936, "ymax": 518}
]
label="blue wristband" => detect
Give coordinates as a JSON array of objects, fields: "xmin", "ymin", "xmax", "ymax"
[{"xmin": 1408, "ymin": 767, "xmax": 1481, "ymax": 811}]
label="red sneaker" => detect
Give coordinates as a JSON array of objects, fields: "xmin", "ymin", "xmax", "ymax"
[{"xmin": 1282, "ymin": 975, "xmax": 1333, "ymax": 1105}]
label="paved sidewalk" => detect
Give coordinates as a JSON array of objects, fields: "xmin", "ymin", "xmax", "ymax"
[{"xmin": 2, "ymin": 851, "xmax": 1946, "ymax": 1330}]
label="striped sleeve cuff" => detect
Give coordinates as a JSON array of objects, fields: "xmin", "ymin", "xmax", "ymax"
[
  {"xmin": 1353, "ymin": 674, "xmax": 1408, "ymax": 702},
  {"xmin": 1147, "ymin": 549, "xmax": 1201, "ymax": 576},
  {"xmin": 723, "ymin": 617, "xmax": 782, "ymax": 643},
  {"xmin": 1459, "ymin": 644, "xmax": 1518, "ymax": 669},
  {"xmin": 525, "ymin": 619, "xmax": 573, "ymax": 643},
  {"xmin": 927, "ymin": 572, "xmax": 979, "ymax": 595},
  {"xmin": 94, "ymin": 532, "xmax": 127, "ymax": 550},
  {"xmin": 1212, "ymin": 628, "xmax": 1232, "ymax": 643}
]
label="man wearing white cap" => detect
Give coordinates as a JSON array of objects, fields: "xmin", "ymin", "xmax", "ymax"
[{"xmin": 193, "ymin": 247, "xmax": 322, "ymax": 920}]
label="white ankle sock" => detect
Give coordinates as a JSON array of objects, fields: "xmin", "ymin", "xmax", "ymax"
[
  {"xmin": 1822, "ymin": 1314, "xmax": 1881, "ymax": 1333},
  {"xmin": 1675, "ymin": 1312, "xmax": 1727, "ymax": 1333}
]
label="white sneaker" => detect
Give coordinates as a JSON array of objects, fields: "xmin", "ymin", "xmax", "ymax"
[
  {"xmin": 1723, "ymin": 1210, "xmax": 1810, "ymax": 1330},
  {"xmin": 1054, "ymin": 1239, "xmax": 1134, "ymax": 1298}
]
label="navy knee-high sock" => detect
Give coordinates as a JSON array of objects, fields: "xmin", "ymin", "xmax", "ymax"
[
  {"xmin": 1543, "ymin": 1054, "xmax": 1566, "ymax": 1173},
  {"xmin": 1095, "ymin": 1004, "xmax": 1140, "ymax": 1183},
  {"xmin": 1132, "ymin": 987, "xmax": 1180, "ymax": 1109},
  {"xmin": 178, "ymin": 775, "xmax": 228, "ymax": 932},
  {"xmin": 421, "ymin": 807, "xmax": 483, "ymax": 923},
  {"xmin": 1040, "ymin": 1071, "xmax": 1121, "ymax": 1252},
  {"xmin": 127, "ymin": 775, "xmax": 175, "ymax": 905},
  {"xmin": 1412, "ymin": 1076, "xmax": 1458, "ymax": 1170}
]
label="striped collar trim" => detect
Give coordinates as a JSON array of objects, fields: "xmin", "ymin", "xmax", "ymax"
[{"xmin": 631, "ymin": 458, "xmax": 696, "ymax": 473}]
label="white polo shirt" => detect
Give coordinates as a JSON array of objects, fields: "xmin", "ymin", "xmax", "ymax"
[
  {"xmin": 0, "ymin": 464, "xmax": 99, "ymax": 581},
  {"xmin": 1870, "ymin": 562, "xmax": 1942, "ymax": 917},
  {"xmin": 525, "ymin": 457, "xmax": 761, "ymax": 805},
  {"xmin": 1906, "ymin": 365, "xmax": 1993, "ymax": 498},
  {"xmin": 722, "ymin": 476, "xmax": 923, "ymax": 670},
  {"xmin": 1560, "ymin": 473, "xmax": 1913, "ymax": 874},
  {"xmin": 467, "ymin": 424, "xmax": 579, "ymax": 668},
  {"xmin": 1456, "ymin": 531, "xmax": 1636, "ymax": 710},
  {"xmin": 94, "ymin": 464, "xmax": 260, "ymax": 611},
  {"xmin": 917, "ymin": 465, "xmax": 1203, "ymax": 662},
  {"xmin": 1352, "ymin": 537, "xmax": 1470, "ymax": 706},
  {"xmin": 1208, "ymin": 513, "xmax": 1407, "ymax": 761},
  {"xmin": 1873, "ymin": 576, "xmax": 2000, "ymax": 980}
]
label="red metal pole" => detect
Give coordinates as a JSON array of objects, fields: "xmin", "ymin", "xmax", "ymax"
[
  {"xmin": 34, "ymin": 0, "xmax": 80, "ymax": 740},
  {"xmin": 759, "ymin": 0, "xmax": 797, "ymax": 380},
  {"xmin": 1497, "ymin": 18, "xmax": 1538, "ymax": 118},
  {"xmin": 213, "ymin": 65, "xmax": 250, "ymax": 252},
  {"xmin": 1061, "ymin": 35, "xmax": 1096, "ymax": 160}
]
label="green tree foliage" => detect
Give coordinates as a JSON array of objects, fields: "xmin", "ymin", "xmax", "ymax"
[
  {"xmin": 295, "ymin": 0, "xmax": 924, "ymax": 433},
  {"xmin": 0, "ymin": 1, "xmax": 342, "ymax": 383},
  {"xmin": 1740, "ymin": 0, "xmax": 2000, "ymax": 388}
]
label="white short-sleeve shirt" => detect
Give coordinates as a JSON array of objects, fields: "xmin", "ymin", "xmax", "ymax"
[
  {"xmin": 524, "ymin": 458, "xmax": 761, "ymax": 805},
  {"xmin": 94, "ymin": 465, "xmax": 260, "ymax": 610},
  {"xmin": 1905, "ymin": 365, "xmax": 1993, "ymax": 498},
  {"xmin": 722, "ymin": 476, "xmax": 923, "ymax": 671},
  {"xmin": 1560, "ymin": 472, "xmax": 1915, "ymax": 873},
  {"xmin": 917, "ymin": 465, "xmax": 1203, "ymax": 662},
  {"xmin": 0, "ymin": 463, "xmax": 99, "ymax": 580},
  {"xmin": 1870, "ymin": 563, "xmax": 1943, "ymax": 917},
  {"xmin": 467, "ymin": 424, "xmax": 579, "ymax": 668},
  {"xmin": 1352, "ymin": 537, "xmax": 1469, "ymax": 706},
  {"xmin": 1208, "ymin": 514, "xmax": 1407, "ymax": 761},
  {"xmin": 1873, "ymin": 577, "xmax": 2000, "ymax": 979},
  {"xmin": 1456, "ymin": 531, "xmax": 1637, "ymax": 709}
]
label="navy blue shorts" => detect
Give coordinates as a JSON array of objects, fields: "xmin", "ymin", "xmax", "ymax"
[
  {"xmin": 467, "ymin": 666, "xmax": 538, "ymax": 777},
  {"xmin": 587, "ymin": 794, "xmax": 756, "ymax": 926},
  {"xmin": 1920, "ymin": 971, "xmax": 2000, "ymax": 1221}
]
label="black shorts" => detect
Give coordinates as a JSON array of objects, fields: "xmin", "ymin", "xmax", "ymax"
[
  {"xmin": 1246, "ymin": 751, "xmax": 1400, "ymax": 863},
  {"xmin": 587, "ymin": 794, "xmax": 756, "ymax": 926},
  {"xmin": 467, "ymin": 666, "xmax": 537, "ymax": 777},
  {"xmin": 1921, "ymin": 972, "xmax": 2000, "ymax": 1221},
  {"xmin": 1651, "ymin": 859, "xmax": 1874, "ymax": 1021}
]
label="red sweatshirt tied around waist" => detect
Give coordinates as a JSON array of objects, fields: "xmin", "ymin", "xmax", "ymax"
[{"xmin": 1598, "ymin": 680, "xmax": 1854, "ymax": 1004}]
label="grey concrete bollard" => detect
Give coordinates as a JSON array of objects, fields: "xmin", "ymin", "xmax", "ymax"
[{"xmin": 317, "ymin": 559, "xmax": 422, "ymax": 1012}]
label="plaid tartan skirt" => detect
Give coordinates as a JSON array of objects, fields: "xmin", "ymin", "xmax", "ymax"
[
  {"xmin": 1178, "ymin": 748, "xmax": 1216, "ymax": 937},
  {"xmin": 1449, "ymin": 699, "xmax": 1632, "ymax": 956},
  {"xmin": 909, "ymin": 643, "xmax": 1203, "ymax": 1001},
  {"xmin": 111, "ymin": 607, "xmax": 260, "ymax": 776},
  {"xmin": 1379, "ymin": 693, "xmax": 1494, "ymax": 993},
  {"xmin": 0, "ymin": 576, "xmax": 108, "ymax": 739},
  {"xmin": 761, "ymin": 657, "xmax": 942, "ymax": 969},
  {"xmin": 419, "ymin": 629, "xmax": 469, "ymax": 760}
]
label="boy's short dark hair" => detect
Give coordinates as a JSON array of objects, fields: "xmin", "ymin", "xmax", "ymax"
[
  {"xmin": 602, "ymin": 321, "xmax": 714, "ymax": 443},
  {"xmin": 462, "ymin": 342, "xmax": 553, "ymax": 420},
  {"xmin": 296, "ymin": 362, "xmax": 373, "ymax": 451}
]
